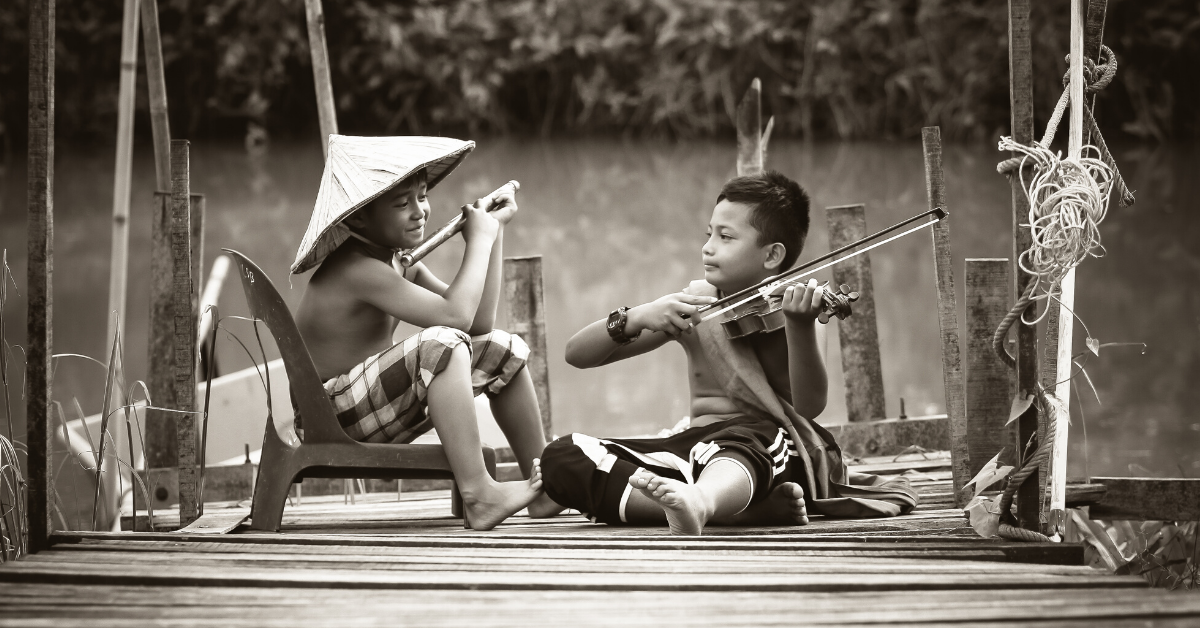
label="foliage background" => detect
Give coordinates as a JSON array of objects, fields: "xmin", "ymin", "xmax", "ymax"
[{"xmin": 0, "ymin": 0, "xmax": 1196, "ymax": 147}]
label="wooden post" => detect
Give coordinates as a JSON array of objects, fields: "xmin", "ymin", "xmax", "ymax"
[
  {"xmin": 964, "ymin": 260, "xmax": 1016, "ymax": 482},
  {"xmin": 922, "ymin": 127, "xmax": 969, "ymax": 505},
  {"xmin": 735, "ymin": 78, "xmax": 774, "ymax": 177},
  {"xmin": 736, "ymin": 79, "xmax": 763, "ymax": 176},
  {"xmin": 304, "ymin": 0, "xmax": 339, "ymax": 157},
  {"xmin": 503, "ymin": 257, "xmax": 552, "ymax": 439},
  {"xmin": 146, "ymin": 192, "xmax": 176, "ymax": 469},
  {"xmin": 26, "ymin": 0, "xmax": 55, "ymax": 554},
  {"xmin": 1045, "ymin": 0, "xmax": 1088, "ymax": 539},
  {"xmin": 1006, "ymin": 0, "xmax": 1043, "ymax": 531},
  {"xmin": 191, "ymin": 194, "xmax": 205, "ymax": 321},
  {"xmin": 106, "ymin": 0, "xmax": 139, "ymax": 362},
  {"xmin": 826, "ymin": 204, "xmax": 885, "ymax": 422},
  {"xmin": 170, "ymin": 140, "xmax": 199, "ymax": 526},
  {"xmin": 139, "ymin": 0, "xmax": 171, "ymax": 190}
]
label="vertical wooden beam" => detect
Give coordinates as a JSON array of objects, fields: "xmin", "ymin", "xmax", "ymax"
[
  {"xmin": 1047, "ymin": 0, "xmax": 1088, "ymax": 538},
  {"xmin": 170, "ymin": 140, "xmax": 199, "ymax": 526},
  {"xmin": 965, "ymin": 260, "xmax": 1016, "ymax": 480},
  {"xmin": 139, "ymin": 0, "xmax": 171, "ymax": 191},
  {"xmin": 1007, "ymin": 0, "xmax": 1043, "ymax": 531},
  {"xmin": 26, "ymin": 0, "xmax": 55, "ymax": 555},
  {"xmin": 146, "ymin": 192, "xmax": 176, "ymax": 469},
  {"xmin": 826, "ymin": 204, "xmax": 885, "ymax": 422},
  {"xmin": 304, "ymin": 0, "xmax": 339, "ymax": 157},
  {"xmin": 503, "ymin": 257, "xmax": 552, "ymax": 439},
  {"xmin": 191, "ymin": 194, "xmax": 205, "ymax": 319},
  {"xmin": 736, "ymin": 79, "xmax": 763, "ymax": 176},
  {"xmin": 106, "ymin": 0, "xmax": 139, "ymax": 362},
  {"xmin": 922, "ymin": 127, "xmax": 969, "ymax": 505}
]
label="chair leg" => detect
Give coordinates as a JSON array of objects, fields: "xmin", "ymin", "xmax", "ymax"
[{"xmin": 249, "ymin": 468, "xmax": 292, "ymax": 532}]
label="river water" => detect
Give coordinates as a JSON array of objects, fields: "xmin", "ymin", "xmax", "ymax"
[{"xmin": 1, "ymin": 138, "xmax": 1196, "ymax": 479}]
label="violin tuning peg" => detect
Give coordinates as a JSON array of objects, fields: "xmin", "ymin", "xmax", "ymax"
[
  {"xmin": 818, "ymin": 311, "xmax": 831, "ymax": 324},
  {"xmin": 847, "ymin": 291, "xmax": 860, "ymax": 302},
  {"xmin": 839, "ymin": 284, "xmax": 851, "ymax": 295}
]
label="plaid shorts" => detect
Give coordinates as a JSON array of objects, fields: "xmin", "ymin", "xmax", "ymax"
[{"xmin": 313, "ymin": 326, "xmax": 529, "ymax": 444}]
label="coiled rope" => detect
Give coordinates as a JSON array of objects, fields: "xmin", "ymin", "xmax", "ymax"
[{"xmin": 988, "ymin": 46, "xmax": 1133, "ymax": 544}]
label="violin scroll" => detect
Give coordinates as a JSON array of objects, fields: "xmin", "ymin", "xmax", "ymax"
[{"xmin": 817, "ymin": 284, "xmax": 859, "ymax": 324}]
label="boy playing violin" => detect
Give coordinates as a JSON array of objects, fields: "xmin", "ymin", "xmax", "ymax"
[
  {"xmin": 291, "ymin": 135, "xmax": 561, "ymax": 530},
  {"xmin": 540, "ymin": 170, "xmax": 916, "ymax": 535}
]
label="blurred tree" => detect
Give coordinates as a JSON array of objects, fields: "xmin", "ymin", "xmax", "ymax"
[{"xmin": 0, "ymin": 0, "xmax": 1195, "ymax": 144}]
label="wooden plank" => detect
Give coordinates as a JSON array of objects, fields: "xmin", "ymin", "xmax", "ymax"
[
  {"xmin": 735, "ymin": 78, "xmax": 763, "ymax": 176},
  {"xmin": 145, "ymin": 191, "xmax": 176, "ymax": 468},
  {"xmin": 0, "ymin": 561, "xmax": 1138, "ymax": 591},
  {"xmin": 175, "ymin": 509, "xmax": 250, "ymax": 535},
  {"xmin": 826, "ymin": 204, "xmax": 885, "ymax": 423},
  {"xmin": 503, "ymin": 257, "xmax": 552, "ymax": 438},
  {"xmin": 25, "ymin": 0, "xmax": 56, "ymax": 555},
  {"xmin": 1091, "ymin": 478, "xmax": 1200, "ymax": 521},
  {"xmin": 964, "ymin": 260, "xmax": 1016, "ymax": 481},
  {"xmin": 921, "ymin": 127, "xmax": 968, "ymax": 506},
  {"xmin": 190, "ymin": 194, "xmax": 205, "ymax": 320},
  {"xmin": 1007, "ymin": 0, "xmax": 1044, "ymax": 533},
  {"xmin": 304, "ymin": 0, "xmax": 339, "ymax": 156},
  {"xmin": 170, "ymin": 140, "xmax": 199, "ymax": 526},
  {"xmin": 823, "ymin": 415, "xmax": 948, "ymax": 458},
  {"xmin": 139, "ymin": 0, "xmax": 171, "ymax": 191}
]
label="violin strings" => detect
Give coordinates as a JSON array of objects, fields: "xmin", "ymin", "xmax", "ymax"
[{"xmin": 699, "ymin": 217, "xmax": 942, "ymax": 323}]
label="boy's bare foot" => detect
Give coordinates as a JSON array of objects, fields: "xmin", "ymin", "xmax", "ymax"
[
  {"xmin": 526, "ymin": 492, "xmax": 566, "ymax": 518},
  {"xmin": 719, "ymin": 482, "xmax": 809, "ymax": 526},
  {"xmin": 462, "ymin": 459, "xmax": 544, "ymax": 531},
  {"xmin": 629, "ymin": 469, "xmax": 711, "ymax": 536}
]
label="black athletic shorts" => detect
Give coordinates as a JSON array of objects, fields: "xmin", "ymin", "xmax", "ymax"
[{"xmin": 540, "ymin": 415, "xmax": 804, "ymax": 525}]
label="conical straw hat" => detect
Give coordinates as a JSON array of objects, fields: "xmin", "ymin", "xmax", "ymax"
[{"xmin": 291, "ymin": 135, "xmax": 475, "ymax": 274}]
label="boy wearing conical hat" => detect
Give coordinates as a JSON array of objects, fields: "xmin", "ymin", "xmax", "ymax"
[{"xmin": 292, "ymin": 135, "xmax": 560, "ymax": 530}]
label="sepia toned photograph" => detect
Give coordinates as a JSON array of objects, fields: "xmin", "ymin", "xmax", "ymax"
[{"xmin": 1, "ymin": 0, "xmax": 1197, "ymax": 624}]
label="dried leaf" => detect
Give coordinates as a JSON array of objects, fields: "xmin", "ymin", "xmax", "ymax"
[
  {"xmin": 965, "ymin": 495, "xmax": 1001, "ymax": 538},
  {"xmin": 1086, "ymin": 336, "xmax": 1100, "ymax": 356},
  {"xmin": 963, "ymin": 450, "xmax": 1014, "ymax": 498},
  {"xmin": 1006, "ymin": 393, "xmax": 1035, "ymax": 426}
]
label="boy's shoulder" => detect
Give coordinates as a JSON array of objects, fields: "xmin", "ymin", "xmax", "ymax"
[{"xmin": 312, "ymin": 240, "xmax": 398, "ymax": 285}]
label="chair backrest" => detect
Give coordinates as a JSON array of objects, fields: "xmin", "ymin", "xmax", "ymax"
[{"xmin": 223, "ymin": 249, "xmax": 352, "ymax": 445}]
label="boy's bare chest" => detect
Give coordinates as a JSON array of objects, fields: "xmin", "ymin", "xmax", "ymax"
[{"xmin": 746, "ymin": 330, "xmax": 792, "ymax": 403}]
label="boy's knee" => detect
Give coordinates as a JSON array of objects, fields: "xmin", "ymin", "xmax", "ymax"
[{"xmin": 475, "ymin": 329, "xmax": 530, "ymax": 361}]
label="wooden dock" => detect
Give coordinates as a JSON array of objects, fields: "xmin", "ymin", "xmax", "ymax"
[{"xmin": 4, "ymin": 455, "xmax": 1197, "ymax": 626}]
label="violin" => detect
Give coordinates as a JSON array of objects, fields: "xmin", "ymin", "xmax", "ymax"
[
  {"xmin": 686, "ymin": 206, "xmax": 947, "ymax": 338},
  {"xmin": 399, "ymin": 180, "xmax": 520, "ymax": 267},
  {"xmin": 718, "ymin": 283, "xmax": 860, "ymax": 339}
]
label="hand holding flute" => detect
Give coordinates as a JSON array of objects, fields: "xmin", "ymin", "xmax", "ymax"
[{"xmin": 400, "ymin": 180, "xmax": 520, "ymax": 267}]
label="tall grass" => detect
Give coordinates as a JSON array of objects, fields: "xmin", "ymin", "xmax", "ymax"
[{"xmin": 1, "ymin": 249, "xmax": 27, "ymax": 561}]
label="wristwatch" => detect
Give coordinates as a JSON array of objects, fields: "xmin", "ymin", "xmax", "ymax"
[{"xmin": 607, "ymin": 306, "xmax": 639, "ymax": 345}]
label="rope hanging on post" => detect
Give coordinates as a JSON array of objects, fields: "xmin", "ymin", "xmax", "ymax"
[{"xmin": 987, "ymin": 46, "xmax": 1133, "ymax": 544}]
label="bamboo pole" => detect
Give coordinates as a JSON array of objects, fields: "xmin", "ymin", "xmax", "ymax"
[
  {"xmin": 826, "ymin": 204, "xmax": 885, "ymax": 422},
  {"xmin": 1006, "ymin": 0, "xmax": 1043, "ymax": 531},
  {"xmin": 921, "ymin": 127, "xmax": 969, "ymax": 505},
  {"xmin": 106, "ymin": 0, "xmax": 139, "ymax": 363},
  {"xmin": 170, "ymin": 140, "xmax": 199, "ymax": 527},
  {"xmin": 1047, "ymin": 0, "xmax": 1088, "ymax": 539},
  {"xmin": 304, "ymin": 0, "xmax": 339, "ymax": 157},
  {"xmin": 26, "ymin": 0, "xmax": 56, "ymax": 554},
  {"xmin": 140, "ymin": 0, "xmax": 171, "ymax": 191},
  {"xmin": 736, "ymin": 79, "xmax": 763, "ymax": 176}
]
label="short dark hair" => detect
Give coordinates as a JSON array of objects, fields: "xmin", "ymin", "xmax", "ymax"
[{"xmin": 717, "ymin": 170, "xmax": 810, "ymax": 269}]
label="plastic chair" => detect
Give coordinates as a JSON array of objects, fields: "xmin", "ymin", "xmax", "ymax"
[{"xmin": 224, "ymin": 249, "xmax": 494, "ymax": 532}]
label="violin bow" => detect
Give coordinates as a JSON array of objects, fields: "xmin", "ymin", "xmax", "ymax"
[{"xmin": 696, "ymin": 206, "xmax": 947, "ymax": 324}]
